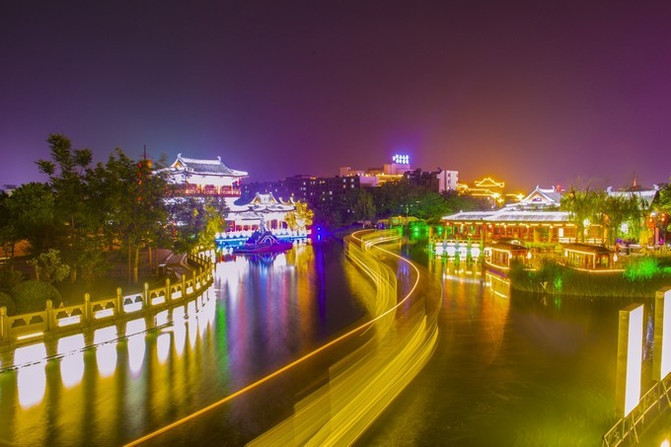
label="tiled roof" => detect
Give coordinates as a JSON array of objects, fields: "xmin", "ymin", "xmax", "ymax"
[
  {"xmin": 443, "ymin": 209, "xmax": 571, "ymax": 223},
  {"xmin": 172, "ymin": 154, "xmax": 248, "ymax": 177}
]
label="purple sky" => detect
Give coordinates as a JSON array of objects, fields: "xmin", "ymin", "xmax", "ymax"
[{"xmin": 1, "ymin": 1, "xmax": 670, "ymax": 192}]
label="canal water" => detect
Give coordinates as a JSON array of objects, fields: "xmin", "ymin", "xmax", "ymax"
[
  {"xmin": 359, "ymin": 242, "xmax": 647, "ymax": 446},
  {"xmin": 0, "ymin": 241, "xmax": 664, "ymax": 446},
  {"xmin": 0, "ymin": 243, "xmax": 370, "ymax": 446}
]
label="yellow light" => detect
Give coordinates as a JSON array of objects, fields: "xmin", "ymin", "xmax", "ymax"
[
  {"xmin": 126, "ymin": 228, "xmax": 428, "ymax": 447},
  {"xmin": 57, "ymin": 315, "xmax": 81, "ymax": 327},
  {"xmin": 17, "ymin": 332, "xmax": 44, "ymax": 341},
  {"xmin": 94, "ymin": 308, "xmax": 114, "ymax": 319}
]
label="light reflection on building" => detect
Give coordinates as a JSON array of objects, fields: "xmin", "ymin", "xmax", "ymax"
[
  {"xmin": 57, "ymin": 334, "xmax": 85, "ymax": 388},
  {"xmin": 15, "ymin": 343, "xmax": 47, "ymax": 409}
]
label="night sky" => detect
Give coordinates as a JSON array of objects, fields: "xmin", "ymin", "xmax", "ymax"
[{"xmin": 2, "ymin": 1, "xmax": 670, "ymax": 191}]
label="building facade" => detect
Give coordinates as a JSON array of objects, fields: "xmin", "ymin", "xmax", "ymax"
[{"xmin": 162, "ymin": 154, "xmax": 248, "ymax": 197}]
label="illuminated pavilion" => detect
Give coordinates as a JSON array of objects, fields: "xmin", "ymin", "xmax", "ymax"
[
  {"xmin": 162, "ymin": 154, "xmax": 248, "ymax": 197},
  {"xmin": 226, "ymin": 192, "xmax": 296, "ymax": 232},
  {"xmin": 440, "ymin": 209, "xmax": 578, "ymax": 245},
  {"xmin": 457, "ymin": 176, "xmax": 524, "ymax": 206}
]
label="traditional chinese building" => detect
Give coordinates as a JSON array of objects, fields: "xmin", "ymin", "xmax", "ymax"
[
  {"xmin": 505, "ymin": 185, "xmax": 563, "ymax": 210},
  {"xmin": 440, "ymin": 209, "xmax": 577, "ymax": 245},
  {"xmin": 458, "ymin": 177, "xmax": 524, "ymax": 206},
  {"xmin": 227, "ymin": 192, "xmax": 296, "ymax": 232},
  {"xmin": 163, "ymin": 154, "xmax": 248, "ymax": 197}
]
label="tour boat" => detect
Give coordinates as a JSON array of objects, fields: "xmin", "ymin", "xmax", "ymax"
[{"xmin": 233, "ymin": 223, "xmax": 293, "ymax": 254}]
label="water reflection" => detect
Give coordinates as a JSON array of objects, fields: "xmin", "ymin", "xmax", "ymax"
[
  {"xmin": 127, "ymin": 319, "xmax": 147, "ymax": 376},
  {"xmin": 0, "ymin": 245, "xmax": 366, "ymax": 445},
  {"xmin": 15, "ymin": 344, "xmax": 47, "ymax": 409},
  {"xmin": 58, "ymin": 334, "xmax": 85, "ymax": 388},
  {"xmin": 156, "ymin": 333, "xmax": 170, "ymax": 364},
  {"xmin": 94, "ymin": 326, "xmax": 118, "ymax": 378}
]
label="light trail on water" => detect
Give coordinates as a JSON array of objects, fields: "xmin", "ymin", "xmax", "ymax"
[{"xmin": 126, "ymin": 230, "xmax": 437, "ymax": 446}]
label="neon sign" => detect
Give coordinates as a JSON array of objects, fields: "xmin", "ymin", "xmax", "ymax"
[{"xmin": 392, "ymin": 154, "xmax": 409, "ymax": 165}]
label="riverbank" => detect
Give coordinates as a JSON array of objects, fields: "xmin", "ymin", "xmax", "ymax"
[
  {"xmin": 508, "ymin": 260, "xmax": 671, "ymax": 299},
  {"xmin": 1, "ymin": 248, "xmax": 197, "ymax": 314}
]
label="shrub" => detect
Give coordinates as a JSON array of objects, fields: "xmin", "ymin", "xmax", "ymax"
[
  {"xmin": 624, "ymin": 257, "xmax": 660, "ymax": 281},
  {"xmin": 0, "ymin": 291, "xmax": 16, "ymax": 315},
  {"xmin": 11, "ymin": 280, "xmax": 62, "ymax": 314},
  {"xmin": 0, "ymin": 267, "xmax": 24, "ymax": 291}
]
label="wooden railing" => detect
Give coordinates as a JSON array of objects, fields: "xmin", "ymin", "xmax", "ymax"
[{"xmin": 0, "ymin": 252, "xmax": 214, "ymax": 349}]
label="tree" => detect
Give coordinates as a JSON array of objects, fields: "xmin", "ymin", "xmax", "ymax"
[
  {"xmin": 91, "ymin": 151, "xmax": 168, "ymax": 283},
  {"xmin": 167, "ymin": 196, "xmax": 228, "ymax": 254},
  {"xmin": 2, "ymin": 183, "xmax": 56, "ymax": 257},
  {"xmin": 560, "ymin": 188, "xmax": 599, "ymax": 243},
  {"xmin": 0, "ymin": 192, "xmax": 20, "ymax": 263},
  {"xmin": 36, "ymin": 134, "xmax": 100, "ymax": 282},
  {"xmin": 27, "ymin": 249, "xmax": 70, "ymax": 284},
  {"xmin": 349, "ymin": 189, "xmax": 376, "ymax": 223},
  {"xmin": 601, "ymin": 194, "xmax": 643, "ymax": 245},
  {"xmin": 285, "ymin": 201, "xmax": 314, "ymax": 231},
  {"xmin": 441, "ymin": 190, "xmax": 490, "ymax": 213},
  {"xmin": 654, "ymin": 183, "xmax": 671, "ymax": 241}
]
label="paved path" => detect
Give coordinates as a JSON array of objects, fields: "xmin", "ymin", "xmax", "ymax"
[{"xmin": 155, "ymin": 249, "xmax": 194, "ymax": 279}]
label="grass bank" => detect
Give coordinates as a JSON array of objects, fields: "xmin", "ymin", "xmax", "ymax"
[{"xmin": 509, "ymin": 258, "xmax": 671, "ymax": 299}]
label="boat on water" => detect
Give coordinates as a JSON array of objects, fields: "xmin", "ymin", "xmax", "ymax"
[{"xmin": 233, "ymin": 220, "xmax": 294, "ymax": 254}]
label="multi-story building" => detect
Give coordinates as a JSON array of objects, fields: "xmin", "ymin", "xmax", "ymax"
[
  {"xmin": 242, "ymin": 175, "xmax": 360, "ymax": 205},
  {"xmin": 404, "ymin": 169, "xmax": 440, "ymax": 192},
  {"xmin": 436, "ymin": 170, "xmax": 458, "ymax": 192}
]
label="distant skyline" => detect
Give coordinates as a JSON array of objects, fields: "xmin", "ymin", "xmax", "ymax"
[{"xmin": 2, "ymin": 1, "xmax": 670, "ymax": 191}]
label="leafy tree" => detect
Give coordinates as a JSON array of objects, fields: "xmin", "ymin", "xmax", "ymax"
[
  {"xmin": 310, "ymin": 198, "xmax": 343, "ymax": 228},
  {"xmin": 654, "ymin": 183, "xmax": 671, "ymax": 239},
  {"xmin": 167, "ymin": 196, "xmax": 228, "ymax": 254},
  {"xmin": 36, "ymin": 134, "xmax": 100, "ymax": 281},
  {"xmin": 0, "ymin": 183, "xmax": 56, "ymax": 258},
  {"xmin": 561, "ymin": 188, "xmax": 600, "ymax": 242},
  {"xmin": 90, "ymin": 151, "xmax": 168, "ymax": 283},
  {"xmin": 0, "ymin": 267, "xmax": 24, "ymax": 292},
  {"xmin": 408, "ymin": 190, "xmax": 451, "ymax": 222},
  {"xmin": 349, "ymin": 189, "xmax": 376, "ymax": 222},
  {"xmin": 285, "ymin": 201, "xmax": 315, "ymax": 231},
  {"xmin": 11, "ymin": 280, "xmax": 62, "ymax": 313},
  {"xmin": 441, "ymin": 190, "xmax": 492, "ymax": 213},
  {"xmin": 0, "ymin": 291, "xmax": 16, "ymax": 316},
  {"xmin": 27, "ymin": 249, "xmax": 70, "ymax": 284},
  {"xmin": 0, "ymin": 192, "xmax": 20, "ymax": 262},
  {"xmin": 601, "ymin": 194, "xmax": 643, "ymax": 245}
]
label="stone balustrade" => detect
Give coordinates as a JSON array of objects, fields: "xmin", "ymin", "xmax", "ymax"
[{"xmin": 0, "ymin": 252, "xmax": 214, "ymax": 351}]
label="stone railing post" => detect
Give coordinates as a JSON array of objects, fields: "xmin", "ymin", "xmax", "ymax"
[
  {"xmin": 192, "ymin": 270, "xmax": 197, "ymax": 293},
  {"xmin": 117, "ymin": 287, "xmax": 124, "ymax": 316},
  {"xmin": 182, "ymin": 275, "xmax": 186, "ymax": 297},
  {"xmin": 165, "ymin": 278, "xmax": 171, "ymax": 304},
  {"xmin": 84, "ymin": 293, "xmax": 92, "ymax": 323},
  {"xmin": 143, "ymin": 282, "xmax": 149, "ymax": 308},
  {"xmin": 45, "ymin": 299, "xmax": 54, "ymax": 331},
  {"xmin": 0, "ymin": 306, "xmax": 7, "ymax": 341}
]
